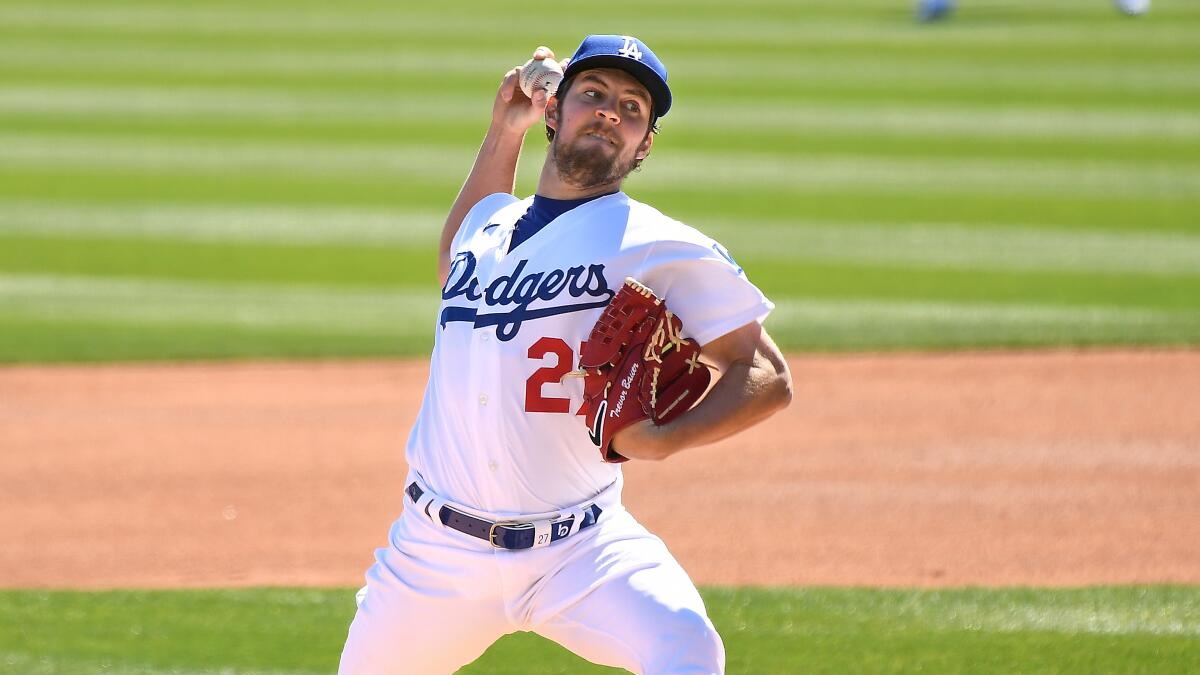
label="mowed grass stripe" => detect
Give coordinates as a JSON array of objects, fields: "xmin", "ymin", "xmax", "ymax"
[
  {"xmin": 5, "ymin": 134, "xmax": 1196, "ymax": 199},
  {"xmin": 0, "ymin": 275, "xmax": 437, "ymax": 334},
  {"xmin": 5, "ymin": 201, "xmax": 1199, "ymax": 277},
  {"xmin": 1, "ymin": 167, "xmax": 1189, "ymax": 235},
  {"xmin": 706, "ymin": 587, "xmax": 1200, "ymax": 638},
  {"xmin": 3, "ymin": 3, "xmax": 1199, "ymax": 50},
  {"xmin": 632, "ymin": 153, "xmax": 1198, "ymax": 198},
  {"xmin": 6, "ymin": 41, "xmax": 1199, "ymax": 91},
  {"xmin": 700, "ymin": 220, "xmax": 1200, "ymax": 276},
  {"xmin": 752, "ymin": 259, "xmax": 1200, "ymax": 311},
  {"xmin": 0, "ymin": 134, "xmax": 474, "ymax": 180},
  {"xmin": 0, "ymin": 202, "xmax": 443, "ymax": 246},
  {"xmin": 2, "ymin": 29, "xmax": 1195, "ymax": 80},
  {"xmin": 635, "ymin": 185, "xmax": 1199, "ymax": 235},
  {"xmin": 0, "ymin": 235, "xmax": 436, "ymax": 287},
  {"xmin": 6, "ymin": 0, "xmax": 1196, "ymax": 13},
  {"xmin": 9, "ymin": 109, "xmax": 1198, "ymax": 167},
  {"xmin": 2, "ymin": 274, "xmax": 1197, "ymax": 357},
  {"xmin": 676, "ymin": 104, "xmax": 1200, "ymax": 142},
  {"xmin": 1, "ymin": 587, "xmax": 1198, "ymax": 675},
  {"xmin": 0, "ymin": 0, "xmax": 1156, "ymax": 13},
  {"xmin": 4, "ymin": 231, "xmax": 1200, "ymax": 309},
  {"xmin": 6, "ymin": 42, "xmax": 1198, "ymax": 104},
  {"xmin": 767, "ymin": 298, "xmax": 1200, "ymax": 350},
  {"xmin": 4, "ymin": 86, "xmax": 1198, "ymax": 141},
  {"xmin": 0, "ymin": 653, "xmax": 309, "ymax": 675},
  {"xmin": 9, "ymin": 71, "xmax": 1195, "ymax": 115}
]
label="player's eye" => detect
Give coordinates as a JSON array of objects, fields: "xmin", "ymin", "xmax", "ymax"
[{"xmin": 624, "ymin": 101, "xmax": 641, "ymax": 113}]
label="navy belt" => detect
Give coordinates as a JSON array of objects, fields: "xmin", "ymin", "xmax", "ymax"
[{"xmin": 406, "ymin": 483, "xmax": 602, "ymax": 550}]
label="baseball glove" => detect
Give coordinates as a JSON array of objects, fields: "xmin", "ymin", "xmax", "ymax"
[{"xmin": 577, "ymin": 277, "xmax": 711, "ymax": 463}]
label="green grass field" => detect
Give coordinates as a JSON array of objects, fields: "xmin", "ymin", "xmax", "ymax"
[
  {"xmin": 2, "ymin": 587, "xmax": 1197, "ymax": 674},
  {"xmin": 1, "ymin": 0, "xmax": 1198, "ymax": 361}
]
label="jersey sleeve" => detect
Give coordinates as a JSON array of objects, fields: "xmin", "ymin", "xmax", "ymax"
[
  {"xmin": 639, "ymin": 236, "xmax": 775, "ymax": 347},
  {"xmin": 448, "ymin": 192, "xmax": 521, "ymax": 260}
]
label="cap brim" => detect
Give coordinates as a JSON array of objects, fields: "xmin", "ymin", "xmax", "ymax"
[{"xmin": 562, "ymin": 55, "xmax": 672, "ymax": 118}]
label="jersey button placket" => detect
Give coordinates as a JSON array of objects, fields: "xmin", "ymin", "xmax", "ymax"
[
  {"xmin": 471, "ymin": 324, "xmax": 504, "ymax": 506},
  {"xmin": 477, "ymin": 333, "xmax": 490, "ymax": 407},
  {"xmin": 465, "ymin": 323, "xmax": 490, "ymax": 476}
]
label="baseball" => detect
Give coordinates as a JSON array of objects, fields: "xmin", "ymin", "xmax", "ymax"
[{"xmin": 519, "ymin": 57, "xmax": 564, "ymax": 99}]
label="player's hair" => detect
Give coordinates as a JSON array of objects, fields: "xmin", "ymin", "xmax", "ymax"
[{"xmin": 545, "ymin": 75, "xmax": 660, "ymax": 168}]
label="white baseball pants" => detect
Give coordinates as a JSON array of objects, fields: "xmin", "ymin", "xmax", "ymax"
[{"xmin": 338, "ymin": 498, "xmax": 724, "ymax": 674}]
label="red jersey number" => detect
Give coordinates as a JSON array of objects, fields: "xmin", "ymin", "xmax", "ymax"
[{"xmin": 524, "ymin": 337, "xmax": 588, "ymax": 416}]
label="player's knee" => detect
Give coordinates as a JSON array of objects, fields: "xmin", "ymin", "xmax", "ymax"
[
  {"xmin": 338, "ymin": 612, "xmax": 386, "ymax": 674},
  {"xmin": 644, "ymin": 608, "xmax": 725, "ymax": 675}
]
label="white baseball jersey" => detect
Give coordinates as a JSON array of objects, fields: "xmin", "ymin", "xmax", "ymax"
[{"xmin": 406, "ymin": 191, "xmax": 774, "ymax": 514}]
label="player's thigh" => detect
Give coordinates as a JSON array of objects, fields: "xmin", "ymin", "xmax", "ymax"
[
  {"xmin": 338, "ymin": 513, "xmax": 510, "ymax": 674},
  {"xmin": 532, "ymin": 510, "xmax": 725, "ymax": 675}
]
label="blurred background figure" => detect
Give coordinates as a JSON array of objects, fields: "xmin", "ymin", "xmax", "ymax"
[
  {"xmin": 917, "ymin": 0, "xmax": 956, "ymax": 22},
  {"xmin": 1116, "ymin": 0, "xmax": 1151, "ymax": 14},
  {"xmin": 917, "ymin": 0, "xmax": 1150, "ymax": 21}
]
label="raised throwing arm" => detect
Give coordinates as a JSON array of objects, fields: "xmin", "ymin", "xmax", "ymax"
[{"xmin": 438, "ymin": 47, "xmax": 559, "ymax": 284}]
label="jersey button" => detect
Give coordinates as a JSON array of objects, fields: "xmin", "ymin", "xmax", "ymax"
[
  {"xmin": 479, "ymin": 394, "xmax": 488, "ymax": 406},
  {"xmin": 488, "ymin": 460, "xmax": 498, "ymax": 471},
  {"xmin": 481, "ymin": 333, "xmax": 490, "ymax": 342}
]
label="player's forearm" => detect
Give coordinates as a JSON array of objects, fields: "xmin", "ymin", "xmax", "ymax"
[
  {"xmin": 671, "ymin": 354, "xmax": 792, "ymax": 453},
  {"xmin": 620, "ymin": 351, "xmax": 792, "ymax": 461},
  {"xmin": 438, "ymin": 125, "xmax": 527, "ymax": 283}
]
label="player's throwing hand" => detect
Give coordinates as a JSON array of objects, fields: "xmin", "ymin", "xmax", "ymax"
[{"xmin": 493, "ymin": 46, "xmax": 564, "ymax": 134}]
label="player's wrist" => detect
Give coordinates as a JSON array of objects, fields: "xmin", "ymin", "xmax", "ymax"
[
  {"xmin": 479, "ymin": 123, "xmax": 529, "ymax": 161},
  {"xmin": 612, "ymin": 421, "xmax": 679, "ymax": 462},
  {"xmin": 487, "ymin": 116, "xmax": 534, "ymax": 141}
]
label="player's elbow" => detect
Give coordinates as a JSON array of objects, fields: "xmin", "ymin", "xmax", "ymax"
[
  {"xmin": 756, "ymin": 352, "xmax": 792, "ymax": 414},
  {"xmin": 778, "ymin": 370, "xmax": 793, "ymax": 408},
  {"xmin": 752, "ymin": 332, "xmax": 791, "ymax": 414},
  {"xmin": 768, "ymin": 368, "xmax": 793, "ymax": 413}
]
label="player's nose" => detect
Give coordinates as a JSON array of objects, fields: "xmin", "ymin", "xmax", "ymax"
[{"xmin": 594, "ymin": 107, "xmax": 620, "ymax": 125}]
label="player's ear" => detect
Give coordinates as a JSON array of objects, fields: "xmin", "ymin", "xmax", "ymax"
[
  {"xmin": 545, "ymin": 96, "xmax": 559, "ymax": 132},
  {"xmin": 635, "ymin": 127, "xmax": 654, "ymax": 161}
]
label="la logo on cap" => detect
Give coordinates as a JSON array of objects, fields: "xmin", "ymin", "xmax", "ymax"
[{"xmin": 617, "ymin": 36, "xmax": 643, "ymax": 61}]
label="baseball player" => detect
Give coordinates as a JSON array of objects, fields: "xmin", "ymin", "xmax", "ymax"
[{"xmin": 339, "ymin": 35, "xmax": 792, "ymax": 674}]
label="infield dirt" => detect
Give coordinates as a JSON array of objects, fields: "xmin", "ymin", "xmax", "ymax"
[{"xmin": 1, "ymin": 350, "xmax": 1197, "ymax": 589}]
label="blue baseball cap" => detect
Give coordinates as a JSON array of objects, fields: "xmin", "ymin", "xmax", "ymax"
[{"xmin": 562, "ymin": 35, "xmax": 672, "ymax": 119}]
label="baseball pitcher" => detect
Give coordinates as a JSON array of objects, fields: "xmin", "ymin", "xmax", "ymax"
[{"xmin": 339, "ymin": 35, "xmax": 793, "ymax": 674}]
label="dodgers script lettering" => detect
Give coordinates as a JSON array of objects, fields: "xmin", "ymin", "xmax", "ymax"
[{"xmin": 440, "ymin": 251, "xmax": 615, "ymax": 340}]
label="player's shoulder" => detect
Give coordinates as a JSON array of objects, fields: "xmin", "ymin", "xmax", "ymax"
[
  {"xmin": 623, "ymin": 194, "xmax": 748, "ymax": 280},
  {"xmin": 455, "ymin": 192, "xmax": 528, "ymax": 244},
  {"xmin": 623, "ymin": 195, "xmax": 716, "ymax": 248},
  {"xmin": 467, "ymin": 192, "xmax": 527, "ymax": 230}
]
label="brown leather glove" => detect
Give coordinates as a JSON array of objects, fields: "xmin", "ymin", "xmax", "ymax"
[{"xmin": 578, "ymin": 278, "xmax": 711, "ymax": 462}]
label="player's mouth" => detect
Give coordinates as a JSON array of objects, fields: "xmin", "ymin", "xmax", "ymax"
[{"xmin": 581, "ymin": 128, "xmax": 618, "ymax": 146}]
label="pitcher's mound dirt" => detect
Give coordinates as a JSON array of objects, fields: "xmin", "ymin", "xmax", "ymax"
[{"xmin": 1, "ymin": 350, "xmax": 1197, "ymax": 589}]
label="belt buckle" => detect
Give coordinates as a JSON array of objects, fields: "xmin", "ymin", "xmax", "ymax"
[{"xmin": 487, "ymin": 520, "xmax": 531, "ymax": 549}]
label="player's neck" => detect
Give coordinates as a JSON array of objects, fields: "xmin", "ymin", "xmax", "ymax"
[{"xmin": 536, "ymin": 162, "xmax": 624, "ymax": 201}]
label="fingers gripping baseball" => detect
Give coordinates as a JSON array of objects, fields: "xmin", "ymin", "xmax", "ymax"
[
  {"xmin": 493, "ymin": 46, "xmax": 559, "ymax": 133},
  {"xmin": 519, "ymin": 52, "xmax": 564, "ymax": 99}
]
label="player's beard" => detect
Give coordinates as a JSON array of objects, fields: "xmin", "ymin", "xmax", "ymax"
[{"xmin": 551, "ymin": 127, "xmax": 640, "ymax": 190}]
